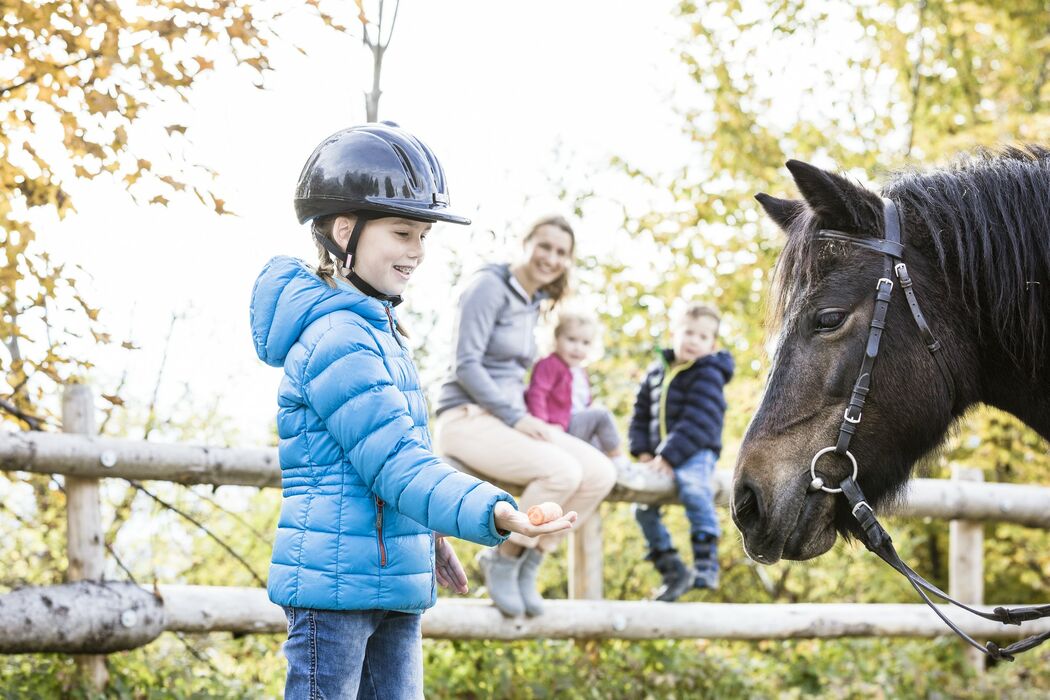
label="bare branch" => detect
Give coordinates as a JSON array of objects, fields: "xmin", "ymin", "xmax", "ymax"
[
  {"xmin": 143, "ymin": 313, "xmax": 180, "ymax": 440},
  {"xmin": 190, "ymin": 487, "xmax": 272, "ymax": 545},
  {"xmin": 0, "ymin": 398, "xmax": 47, "ymax": 431},
  {"xmin": 173, "ymin": 631, "xmax": 227, "ymax": 676},
  {"xmin": 98, "ymin": 370, "xmax": 129, "ymax": 436},
  {"xmin": 104, "ymin": 487, "xmax": 139, "ymax": 547},
  {"xmin": 905, "ymin": 0, "xmax": 928, "ymax": 158},
  {"xmin": 381, "ymin": 0, "xmax": 401, "ymax": 50},
  {"xmin": 127, "ymin": 480, "xmax": 266, "ymax": 587},
  {"xmin": 104, "ymin": 540, "xmax": 137, "ymax": 583},
  {"xmin": 0, "ymin": 51, "xmax": 103, "ymax": 96}
]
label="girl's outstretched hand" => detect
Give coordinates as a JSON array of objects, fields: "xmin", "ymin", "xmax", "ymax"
[
  {"xmin": 434, "ymin": 535, "xmax": 469, "ymax": 594},
  {"xmin": 493, "ymin": 501, "xmax": 577, "ymax": 538}
]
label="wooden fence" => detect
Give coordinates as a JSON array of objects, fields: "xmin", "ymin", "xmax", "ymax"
[{"xmin": 2, "ymin": 385, "xmax": 1049, "ymax": 687}]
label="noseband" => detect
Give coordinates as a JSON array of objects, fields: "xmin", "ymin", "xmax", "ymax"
[{"xmin": 807, "ymin": 198, "xmax": 1049, "ymax": 661}]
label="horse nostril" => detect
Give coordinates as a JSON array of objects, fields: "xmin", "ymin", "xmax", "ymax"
[{"xmin": 733, "ymin": 481, "xmax": 763, "ymax": 525}]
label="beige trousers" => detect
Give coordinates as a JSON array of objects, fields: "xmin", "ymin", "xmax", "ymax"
[{"xmin": 434, "ymin": 404, "xmax": 617, "ymax": 552}]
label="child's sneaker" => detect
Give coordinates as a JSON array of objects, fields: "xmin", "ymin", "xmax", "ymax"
[
  {"xmin": 612, "ymin": 455, "xmax": 649, "ymax": 490},
  {"xmin": 477, "ymin": 548, "xmax": 525, "ymax": 617},
  {"xmin": 691, "ymin": 532, "xmax": 720, "ymax": 590},
  {"xmin": 693, "ymin": 566, "xmax": 720, "ymax": 590},
  {"xmin": 648, "ymin": 549, "xmax": 692, "ymax": 602},
  {"xmin": 614, "ymin": 455, "xmax": 672, "ymax": 492}
]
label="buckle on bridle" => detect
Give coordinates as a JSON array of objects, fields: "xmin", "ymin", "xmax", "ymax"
[
  {"xmin": 894, "ymin": 262, "xmax": 913, "ymax": 287},
  {"xmin": 851, "ymin": 500, "xmax": 873, "ymax": 518},
  {"xmin": 843, "ymin": 406, "xmax": 862, "ymax": 423},
  {"xmin": 876, "ymin": 277, "xmax": 893, "ymax": 292}
]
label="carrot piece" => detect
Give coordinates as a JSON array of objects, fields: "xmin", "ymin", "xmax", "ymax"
[{"xmin": 527, "ymin": 502, "xmax": 564, "ymax": 525}]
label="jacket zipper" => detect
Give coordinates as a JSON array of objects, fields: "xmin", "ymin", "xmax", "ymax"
[
  {"xmin": 375, "ymin": 496, "xmax": 388, "ymax": 567},
  {"xmin": 377, "ymin": 303, "xmax": 398, "ymax": 568},
  {"xmin": 384, "ymin": 306, "xmax": 405, "ymax": 348}
]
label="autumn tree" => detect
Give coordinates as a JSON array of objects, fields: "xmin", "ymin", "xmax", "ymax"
[{"xmin": 0, "ymin": 0, "xmax": 350, "ymax": 427}]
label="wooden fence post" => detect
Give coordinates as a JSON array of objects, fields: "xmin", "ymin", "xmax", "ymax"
[
  {"xmin": 949, "ymin": 465, "xmax": 985, "ymax": 673},
  {"xmin": 568, "ymin": 508, "xmax": 603, "ymax": 600},
  {"xmin": 62, "ymin": 383, "xmax": 109, "ymax": 689}
]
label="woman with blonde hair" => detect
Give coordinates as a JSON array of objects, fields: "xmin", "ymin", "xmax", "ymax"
[{"xmin": 435, "ymin": 216, "xmax": 617, "ymax": 617}]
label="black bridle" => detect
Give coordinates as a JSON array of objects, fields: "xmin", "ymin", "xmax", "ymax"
[{"xmin": 808, "ymin": 198, "xmax": 1050, "ymax": 662}]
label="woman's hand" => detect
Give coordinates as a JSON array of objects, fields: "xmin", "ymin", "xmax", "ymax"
[
  {"xmin": 513, "ymin": 415, "xmax": 556, "ymax": 441},
  {"xmin": 434, "ymin": 535, "xmax": 469, "ymax": 594},
  {"xmin": 494, "ymin": 501, "xmax": 577, "ymax": 538},
  {"xmin": 637, "ymin": 453, "xmax": 654, "ymax": 463}
]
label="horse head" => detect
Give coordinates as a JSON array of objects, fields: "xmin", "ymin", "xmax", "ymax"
[{"xmin": 732, "ymin": 160, "xmax": 969, "ymax": 564}]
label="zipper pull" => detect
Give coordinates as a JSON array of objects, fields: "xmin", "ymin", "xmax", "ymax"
[{"xmin": 384, "ymin": 305, "xmax": 405, "ymax": 348}]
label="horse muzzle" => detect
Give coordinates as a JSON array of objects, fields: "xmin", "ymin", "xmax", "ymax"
[{"xmin": 732, "ymin": 470, "xmax": 838, "ymax": 564}]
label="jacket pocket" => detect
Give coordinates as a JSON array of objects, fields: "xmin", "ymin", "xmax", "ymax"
[{"xmin": 375, "ymin": 496, "xmax": 388, "ymax": 567}]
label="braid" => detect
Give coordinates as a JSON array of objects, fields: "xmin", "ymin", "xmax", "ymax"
[{"xmin": 312, "ymin": 216, "xmax": 340, "ymax": 288}]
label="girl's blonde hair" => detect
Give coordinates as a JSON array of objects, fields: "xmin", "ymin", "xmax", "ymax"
[
  {"xmin": 312, "ymin": 213, "xmax": 343, "ymax": 289},
  {"xmin": 554, "ymin": 310, "xmax": 600, "ymax": 339},
  {"xmin": 523, "ymin": 215, "xmax": 575, "ymax": 308}
]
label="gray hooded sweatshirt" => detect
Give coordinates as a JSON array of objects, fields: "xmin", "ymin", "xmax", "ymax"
[{"xmin": 436, "ymin": 263, "xmax": 544, "ymax": 426}]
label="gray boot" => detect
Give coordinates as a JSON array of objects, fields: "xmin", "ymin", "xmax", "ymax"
[
  {"xmin": 518, "ymin": 548, "xmax": 546, "ymax": 617},
  {"xmin": 477, "ymin": 548, "xmax": 525, "ymax": 617}
]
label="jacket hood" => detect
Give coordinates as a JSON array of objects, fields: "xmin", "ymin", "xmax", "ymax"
[
  {"xmin": 250, "ymin": 256, "xmax": 390, "ymax": 367},
  {"xmin": 659, "ymin": 348, "xmax": 735, "ymax": 381},
  {"xmin": 475, "ymin": 262, "xmax": 548, "ymax": 304},
  {"xmin": 699, "ymin": 349, "xmax": 735, "ymax": 381}
]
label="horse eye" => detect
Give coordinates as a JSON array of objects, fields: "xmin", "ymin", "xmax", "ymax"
[{"xmin": 815, "ymin": 309, "xmax": 847, "ymax": 332}]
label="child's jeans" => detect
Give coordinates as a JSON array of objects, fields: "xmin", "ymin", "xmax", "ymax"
[
  {"xmin": 634, "ymin": 449, "xmax": 721, "ymax": 558},
  {"xmin": 283, "ymin": 606, "xmax": 423, "ymax": 700},
  {"xmin": 568, "ymin": 405, "xmax": 621, "ymax": 453}
]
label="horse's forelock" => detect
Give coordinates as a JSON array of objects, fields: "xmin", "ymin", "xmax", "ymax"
[{"xmin": 766, "ymin": 205, "xmax": 823, "ymax": 339}]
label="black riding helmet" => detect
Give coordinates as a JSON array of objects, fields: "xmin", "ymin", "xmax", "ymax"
[{"xmin": 295, "ymin": 121, "xmax": 470, "ymax": 304}]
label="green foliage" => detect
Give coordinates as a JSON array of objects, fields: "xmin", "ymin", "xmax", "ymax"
[{"xmin": 4, "ymin": 0, "xmax": 1050, "ymax": 697}]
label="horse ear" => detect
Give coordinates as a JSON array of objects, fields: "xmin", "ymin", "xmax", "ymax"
[
  {"xmin": 755, "ymin": 193, "xmax": 805, "ymax": 233},
  {"xmin": 784, "ymin": 159, "xmax": 879, "ymax": 234}
]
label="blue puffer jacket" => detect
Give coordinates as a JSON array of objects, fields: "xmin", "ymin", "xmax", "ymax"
[
  {"xmin": 627, "ymin": 349, "xmax": 735, "ymax": 467},
  {"xmin": 250, "ymin": 256, "xmax": 515, "ymax": 613}
]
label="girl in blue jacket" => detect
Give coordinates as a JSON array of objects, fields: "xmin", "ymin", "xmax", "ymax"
[{"xmin": 250, "ymin": 123, "xmax": 577, "ymax": 699}]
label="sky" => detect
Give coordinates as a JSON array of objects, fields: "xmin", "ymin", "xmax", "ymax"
[{"xmin": 41, "ymin": 1, "xmax": 693, "ymax": 446}]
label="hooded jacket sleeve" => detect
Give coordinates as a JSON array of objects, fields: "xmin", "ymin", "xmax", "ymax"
[
  {"xmin": 628, "ymin": 369, "xmax": 654, "ymax": 456},
  {"xmin": 450, "ymin": 272, "xmax": 526, "ymax": 426},
  {"xmin": 657, "ymin": 355, "xmax": 731, "ymax": 467},
  {"xmin": 304, "ymin": 320, "xmax": 515, "ymax": 546}
]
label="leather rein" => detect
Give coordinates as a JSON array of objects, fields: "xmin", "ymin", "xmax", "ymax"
[{"xmin": 807, "ymin": 198, "xmax": 1050, "ymax": 661}]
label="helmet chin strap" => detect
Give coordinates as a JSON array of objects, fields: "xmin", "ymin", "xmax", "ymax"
[{"xmin": 313, "ymin": 213, "xmax": 403, "ymax": 307}]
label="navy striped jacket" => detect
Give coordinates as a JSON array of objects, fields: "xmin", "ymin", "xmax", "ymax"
[{"xmin": 627, "ymin": 349, "xmax": 735, "ymax": 467}]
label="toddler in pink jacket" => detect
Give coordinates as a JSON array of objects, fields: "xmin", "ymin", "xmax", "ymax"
[{"xmin": 525, "ymin": 312, "xmax": 641, "ymax": 484}]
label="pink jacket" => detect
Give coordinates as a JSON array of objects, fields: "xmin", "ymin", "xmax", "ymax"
[{"xmin": 525, "ymin": 353, "xmax": 589, "ymax": 430}]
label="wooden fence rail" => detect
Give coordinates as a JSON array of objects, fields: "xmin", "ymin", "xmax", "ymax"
[
  {"xmin": 4, "ymin": 582, "xmax": 1049, "ymax": 653},
  {"xmin": 3, "ymin": 428, "xmax": 1050, "ymax": 526}
]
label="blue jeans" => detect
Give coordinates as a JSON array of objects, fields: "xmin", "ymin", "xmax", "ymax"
[
  {"xmin": 634, "ymin": 449, "xmax": 721, "ymax": 563},
  {"xmin": 283, "ymin": 607, "xmax": 423, "ymax": 700}
]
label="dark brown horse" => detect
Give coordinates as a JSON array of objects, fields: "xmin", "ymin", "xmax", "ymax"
[{"xmin": 733, "ymin": 147, "xmax": 1050, "ymax": 564}]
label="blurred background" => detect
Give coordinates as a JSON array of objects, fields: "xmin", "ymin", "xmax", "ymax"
[{"xmin": 2, "ymin": 0, "xmax": 1049, "ymax": 696}]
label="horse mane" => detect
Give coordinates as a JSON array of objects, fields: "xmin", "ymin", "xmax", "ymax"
[{"xmin": 770, "ymin": 145, "xmax": 1050, "ymax": 377}]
